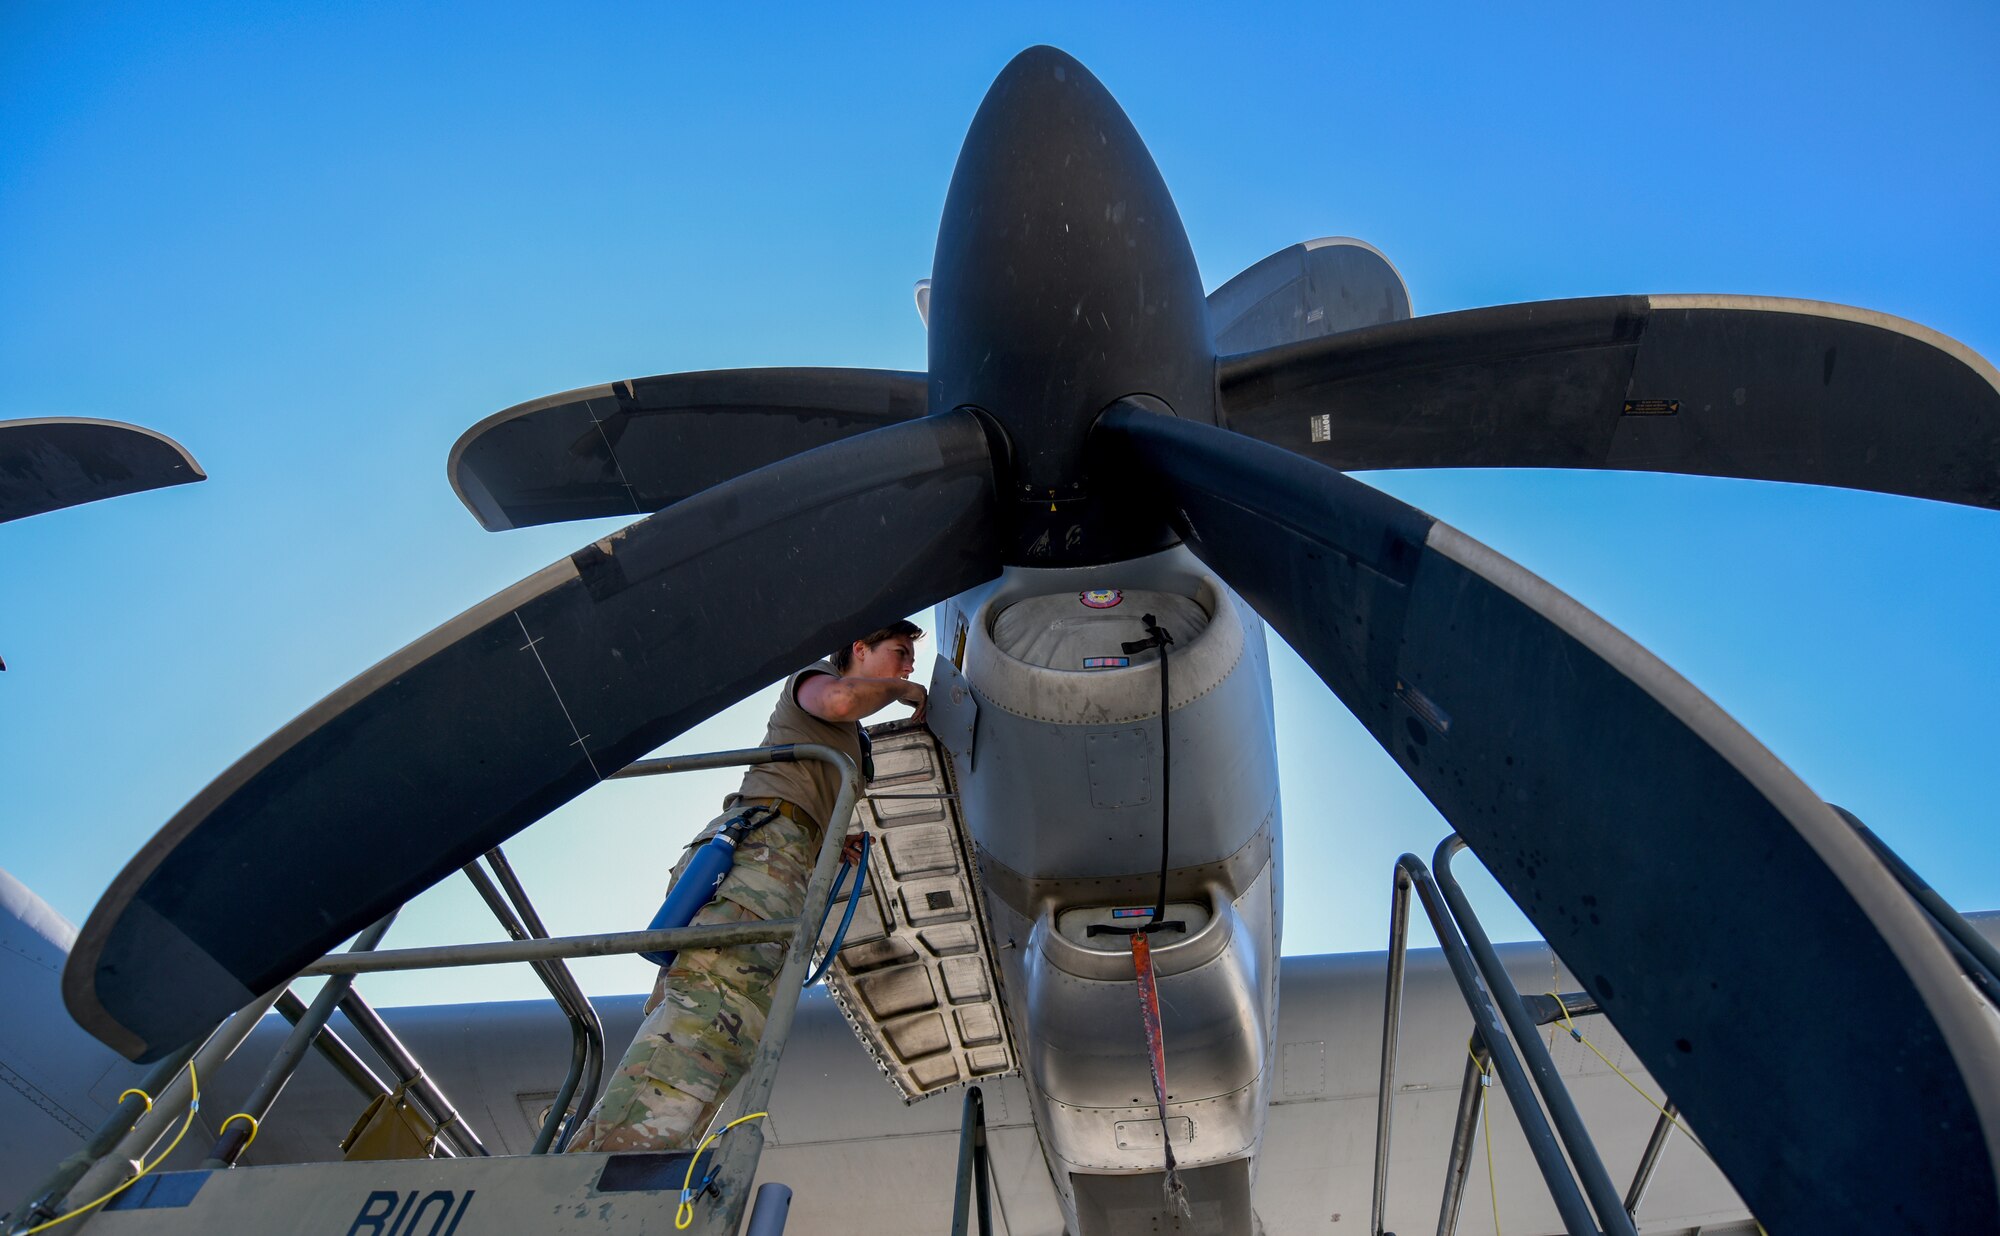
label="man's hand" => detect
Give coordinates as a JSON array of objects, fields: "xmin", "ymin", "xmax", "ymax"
[{"xmin": 901, "ymin": 680, "xmax": 928, "ymax": 722}]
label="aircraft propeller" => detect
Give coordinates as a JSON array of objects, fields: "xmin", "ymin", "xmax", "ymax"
[
  {"xmin": 0, "ymin": 418, "xmax": 205, "ymax": 525},
  {"xmin": 65, "ymin": 44, "xmax": 2000, "ymax": 1233}
]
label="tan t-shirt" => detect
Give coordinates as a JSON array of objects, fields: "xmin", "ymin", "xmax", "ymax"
[{"xmin": 729, "ymin": 662, "xmax": 866, "ymax": 834}]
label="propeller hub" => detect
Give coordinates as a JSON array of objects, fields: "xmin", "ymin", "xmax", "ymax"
[{"xmin": 929, "ymin": 47, "xmax": 1214, "ymax": 565}]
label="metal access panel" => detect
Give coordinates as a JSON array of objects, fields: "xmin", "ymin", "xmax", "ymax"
[
  {"xmin": 82, "ymin": 1151, "xmax": 709, "ymax": 1235},
  {"xmin": 816, "ymin": 720, "xmax": 1017, "ymax": 1100}
]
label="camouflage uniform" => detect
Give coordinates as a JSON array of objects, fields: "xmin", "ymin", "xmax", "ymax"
[
  {"xmin": 568, "ymin": 659, "xmax": 864, "ymax": 1153},
  {"xmin": 565, "ymin": 801, "xmax": 822, "ymax": 1152}
]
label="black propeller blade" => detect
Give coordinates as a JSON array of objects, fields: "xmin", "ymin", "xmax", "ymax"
[
  {"xmin": 1206, "ymin": 237, "xmax": 1412, "ymax": 353},
  {"xmin": 1100, "ymin": 402, "xmax": 2000, "ymax": 1233},
  {"xmin": 66, "ymin": 410, "xmax": 1004, "ymax": 1061},
  {"xmin": 449, "ymin": 367, "xmax": 928, "ymax": 530},
  {"xmin": 0, "ymin": 417, "xmax": 204, "ymax": 524},
  {"xmin": 1220, "ymin": 294, "xmax": 2000, "ymax": 510}
]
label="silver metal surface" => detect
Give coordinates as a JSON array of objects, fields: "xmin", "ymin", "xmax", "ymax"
[
  {"xmin": 1017, "ymin": 862, "xmax": 1277, "ymax": 1177},
  {"xmin": 1436, "ymin": 1042, "xmax": 1490, "ymax": 1236},
  {"xmin": 1623, "ymin": 1100, "xmax": 1678, "ymax": 1218},
  {"xmin": 1370, "ymin": 861, "xmax": 1414, "ymax": 1236},
  {"xmin": 975, "ymin": 822, "xmax": 1273, "ymax": 924},
  {"xmin": 819, "ymin": 723, "xmax": 1017, "ymax": 1098},
  {"xmin": 746, "ymin": 1182, "xmax": 794, "ymax": 1236},
  {"xmin": 942, "ymin": 548, "xmax": 1275, "ymax": 883},
  {"xmin": 931, "ymin": 549, "xmax": 1285, "ymax": 1223},
  {"xmin": 926, "ymin": 653, "xmax": 979, "ymax": 768}
]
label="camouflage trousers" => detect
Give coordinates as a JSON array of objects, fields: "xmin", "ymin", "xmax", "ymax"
[{"xmin": 566, "ymin": 801, "xmax": 819, "ymax": 1153}]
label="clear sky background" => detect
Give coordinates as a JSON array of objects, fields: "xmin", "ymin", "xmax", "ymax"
[{"xmin": 3, "ymin": 3, "xmax": 1997, "ymax": 1007}]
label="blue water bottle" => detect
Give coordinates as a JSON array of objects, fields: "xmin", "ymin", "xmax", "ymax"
[{"xmin": 638, "ymin": 806, "xmax": 773, "ymax": 968}]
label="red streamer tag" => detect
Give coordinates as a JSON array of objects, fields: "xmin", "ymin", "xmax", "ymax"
[{"xmin": 1131, "ymin": 932, "xmax": 1179, "ymax": 1173}]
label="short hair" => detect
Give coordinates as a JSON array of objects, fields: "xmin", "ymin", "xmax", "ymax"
[{"xmin": 833, "ymin": 619, "xmax": 925, "ymax": 671}]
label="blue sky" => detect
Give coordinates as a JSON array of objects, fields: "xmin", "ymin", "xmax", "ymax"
[{"xmin": 3, "ymin": 3, "xmax": 1997, "ymax": 1006}]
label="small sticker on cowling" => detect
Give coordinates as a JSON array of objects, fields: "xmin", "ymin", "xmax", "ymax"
[
  {"xmin": 1621, "ymin": 399, "xmax": 1680, "ymax": 416},
  {"xmin": 1309, "ymin": 413, "xmax": 1331, "ymax": 443},
  {"xmin": 1080, "ymin": 588, "xmax": 1123, "ymax": 609},
  {"xmin": 1083, "ymin": 656, "xmax": 1130, "ymax": 669}
]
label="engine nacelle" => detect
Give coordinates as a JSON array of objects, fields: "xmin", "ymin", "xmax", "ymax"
[{"xmin": 928, "ymin": 545, "xmax": 1281, "ymax": 1214}]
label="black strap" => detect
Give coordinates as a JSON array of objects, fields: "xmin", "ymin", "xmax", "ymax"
[
  {"xmin": 1087, "ymin": 920, "xmax": 1185, "ymax": 937},
  {"xmin": 1120, "ymin": 614, "xmax": 1175, "ymax": 927},
  {"xmin": 721, "ymin": 804, "xmax": 780, "ymax": 841}
]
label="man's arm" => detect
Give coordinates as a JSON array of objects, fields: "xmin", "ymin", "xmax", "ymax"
[{"xmin": 797, "ymin": 672, "xmax": 927, "ymax": 723}]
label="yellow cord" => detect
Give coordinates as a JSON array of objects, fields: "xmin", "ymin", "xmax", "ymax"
[
  {"xmin": 674, "ymin": 1111, "xmax": 769, "ymax": 1231},
  {"xmin": 1546, "ymin": 995, "xmax": 1768, "ymax": 1236},
  {"xmin": 1470, "ymin": 1047, "xmax": 1501, "ymax": 1236},
  {"xmin": 23, "ymin": 1062, "xmax": 200, "ymax": 1234},
  {"xmin": 1546, "ymin": 995, "xmax": 1709, "ymax": 1149},
  {"xmin": 114, "ymin": 1088, "xmax": 153, "ymax": 1115},
  {"xmin": 219, "ymin": 1112, "xmax": 260, "ymax": 1151}
]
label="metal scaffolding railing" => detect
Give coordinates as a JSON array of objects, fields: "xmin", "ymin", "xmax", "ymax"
[
  {"xmin": 949, "ymin": 1086, "xmax": 996, "ymax": 1236},
  {"xmin": 1370, "ymin": 836, "xmax": 1638, "ymax": 1236},
  {"xmin": 1371, "ymin": 815, "xmax": 1999, "ymax": 1236},
  {"xmin": 9, "ymin": 741, "xmax": 859, "ymax": 1236}
]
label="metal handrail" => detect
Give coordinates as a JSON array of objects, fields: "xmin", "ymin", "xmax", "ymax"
[
  {"xmin": 481, "ymin": 848, "xmax": 606, "ymax": 1152},
  {"xmin": 460, "ymin": 851, "xmax": 604, "ymax": 1153},
  {"xmin": 335, "ymin": 988, "xmax": 486, "ymax": 1157},
  {"xmin": 1369, "ymin": 855, "xmax": 1415, "ymax": 1236},
  {"xmin": 1832, "ymin": 805, "xmax": 2000, "ymax": 1004},
  {"xmin": 200, "ymin": 913, "xmax": 399, "ymax": 1168},
  {"xmin": 56, "ymin": 987, "xmax": 290, "ymax": 1210},
  {"xmin": 1432, "ymin": 836, "xmax": 1636, "ymax": 1236},
  {"xmin": 1435, "ymin": 993, "xmax": 1603, "ymax": 1236},
  {"xmin": 1368, "ymin": 851, "xmax": 1599, "ymax": 1236},
  {"xmin": 667, "ymin": 742, "xmax": 862, "ymax": 1235},
  {"xmin": 14, "ymin": 742, "xmax": 855, "ymax": 1232},
  {"xmin": 1623, "ymin": 1099, "xmax": 1679, "ymax": 1218},
  {"xmin": 273, "ymin": 990, "xmax": 390, "ymax": 1104},
  {"xmin": 949, "ymin": 1086, "xmax": 995, "ymax": 1236},
  {"xmin": 1434, "ymin": 1035, "xmax": 1491, "ymax": 1236},
  {"xmin": 297, "ymin": 921, "xmax": 797, "ymax": 975}
]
